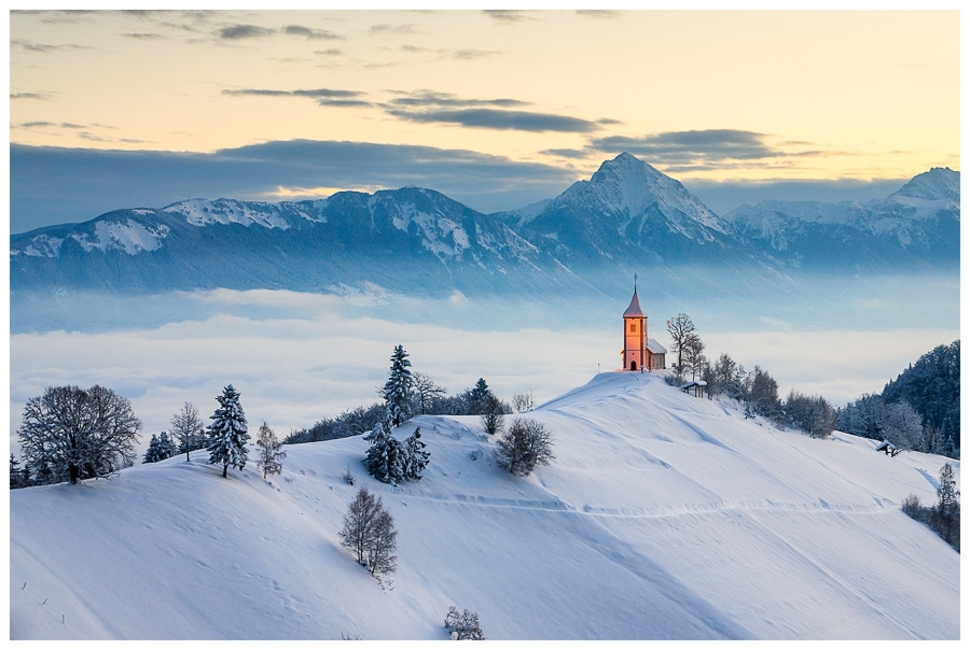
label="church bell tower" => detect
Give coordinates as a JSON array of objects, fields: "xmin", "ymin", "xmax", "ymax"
[{"xmin": 623, "ymin": 276, "xmax": 647, "ymax": 372}]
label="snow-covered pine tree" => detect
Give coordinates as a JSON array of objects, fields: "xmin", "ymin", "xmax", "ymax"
[
  {"xmin": 206, "ymin": 384, "xmax": 250, "ymax": 479},
  {"xmin": 144, "ymin": 431, "xmax": 178, "ymax": 463},
  {"xmin": 256, "ymin": 421, "xmax": 286, "ymax": 479},
  {"xmin": 383, "ymin": 345, "xmax": 414, "ymax": 427},
  {"xmin": 363, "ymin": 420, "xmax": 405, "ymax": 484},
  {"xmin": 403, "ymin": 427, "xmax": 430, "ymax": 480},
  {"xmin": 466, "ymin": 377, "xmax": 492, "ymax": 414}
]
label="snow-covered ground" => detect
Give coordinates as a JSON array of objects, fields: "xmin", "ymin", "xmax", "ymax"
[{"xmin": 9, "ymin": 371, "xmax": 960, "ymax": 639}]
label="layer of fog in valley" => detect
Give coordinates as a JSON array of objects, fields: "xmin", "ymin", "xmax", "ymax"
[{"xmin": 8, "ymin": 278, "xmax": 958, "ymax": 456}]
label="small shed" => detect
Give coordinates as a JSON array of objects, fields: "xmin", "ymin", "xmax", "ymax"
[
  {"xmin": 680, "ymin": 380, "xmax": 708, "ymax": 398},
  {"xmin": 875, "ymin": 440, "xmax": 901, "ymax": 457}
]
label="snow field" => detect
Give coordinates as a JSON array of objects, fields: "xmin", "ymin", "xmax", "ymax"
[{"xmin": 9, "ymin": 371, "xmax": 960, "ymax": 639}]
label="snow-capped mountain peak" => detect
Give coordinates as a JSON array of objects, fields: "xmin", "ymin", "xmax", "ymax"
[{"xmin": 889, "ymin": 167, "xmax": 960, "ymax": 202}]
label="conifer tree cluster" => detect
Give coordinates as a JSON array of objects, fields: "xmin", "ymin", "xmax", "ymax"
[
  {"xmin": 143, "ymin": 431, "xmax": 178, "ymax": 463},
  {"xmin": 363, "ymin": 422, "xmax": 429, "ymax": 484},
  {"xmin": 206, "ymin": 384, "xmax": 250, "ymax": 479}
]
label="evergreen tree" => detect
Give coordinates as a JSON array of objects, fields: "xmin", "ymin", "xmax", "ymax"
[
  {"xmin": 383, "ymin": 345, "xmax": 414, "ymax": 427},
  {"xmin": 143, "ymin": 431, "xmax": 178, "ymax": 463},
  {"xmin": 256, "ymin": 421, "xmax": 286, "ymax": 479},
  {"xmin": 10, "ymin": 454, "xmax": 29, "ymax": 489},
  {"xmin": 883, "ymin": 340, "xmax": 960, "ymax": 457},
  {"xmin": 403, "ymin": 428, "xmax": 430, "ymax": 480},
  {"xmin": 206, "ymin": 384, "xmax": 250, "ymax": 479},
  {"xmin": 466, "ymin": 378, "xmax": 492, "ymax": 415},
  {"xmin": 363, "ymin": 420, "xmax": 406, "ymax": 484}
]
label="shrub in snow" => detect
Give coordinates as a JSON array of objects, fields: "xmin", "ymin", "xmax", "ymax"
[
  {"xmin": 383, "ymin": 344, "xmax": 414, "ymax": 427},
  {"xmin": 479, "ymin": 394, "xmax": 506, "ymax": 435},
  {"xmin": 495, "ymin": 418, "xmax": 554, "ymax": 477},
  {"xmin": 339, "ymin": 487, "xmax": 397, "ymax": 576},
  {"xmin": 143, "ymin": 431, "xmax": 178, "ymax": 463},
  {"xmin": 206, "ymin": 384, "xmax": 250, "ymax": 479},
  {"xmin": 444, "ymin": 606, "xmax": 484, "ymax": 640},
  {"xmin": 256, "ymin": 421, "xmax": 286, "ymax": 479},
  {"xmin": 18, "ymin": 384, "xmax": 141, "ymax": 484}
]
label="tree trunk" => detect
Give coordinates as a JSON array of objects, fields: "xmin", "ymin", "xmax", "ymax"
[{"xmin": 222, "ymin": 463, "xmax": 228, "ymax": 478}]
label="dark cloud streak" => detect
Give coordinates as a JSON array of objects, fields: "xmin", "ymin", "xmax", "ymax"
[
  {"xmin": 284, "ymin": 24, "xmax": 341, "ymax": 40},
  {"xmin": 388, "ymin": 107, "xmax": 600, "ymax": 133},
  {"xmin": 218, "ymin": 24, "xmax": 275, "ymax": 40}
]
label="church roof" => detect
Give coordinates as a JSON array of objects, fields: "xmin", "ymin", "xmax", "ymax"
[
  {"xmin": 647, "ymin": 338, "xmax": 667, "ymax": 354},
  {"xmin": 623, "ymin": 287, "xmax": 645, "ymax": 318}
]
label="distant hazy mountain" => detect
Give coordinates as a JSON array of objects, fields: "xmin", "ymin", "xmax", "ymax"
[
  {"xmin": 9, "ymin": 155, "xmax": 959, "ymax": 302},
  {"xmin": 10, "ymin": 187, "xmax": 588, "ymax": 299},
  {"xmin": 722, "ymin": 167, "xmax": 960, "ymax": 272}
]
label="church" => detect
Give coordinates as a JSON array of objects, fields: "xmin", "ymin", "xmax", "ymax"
[{"xmin": 622, "ymin": 279, "xmax": 666, "ymax": 372}]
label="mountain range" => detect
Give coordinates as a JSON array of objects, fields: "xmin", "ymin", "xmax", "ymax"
[{"xmin": 9, "ymin": 153, "xmax": 959, "ymax": 304}]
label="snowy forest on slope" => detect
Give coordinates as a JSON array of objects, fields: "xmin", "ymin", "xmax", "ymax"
[{"xmin": 9, "ymin": 370, "xmax": 960, "ymax": 640}]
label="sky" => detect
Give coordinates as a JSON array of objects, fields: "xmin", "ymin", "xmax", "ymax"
[{"xmin": 6, "ymin": 7, "xmax": 961, "ymax": 232}]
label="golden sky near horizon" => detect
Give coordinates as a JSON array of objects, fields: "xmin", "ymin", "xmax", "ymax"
[{"xmin": 9, "ymin": 9, "xmax": 960, "ymax": 186}]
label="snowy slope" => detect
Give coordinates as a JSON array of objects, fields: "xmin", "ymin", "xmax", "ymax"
[{"xmin": 9, "ymin": 372, "xmax": 960, "ymax": 640}]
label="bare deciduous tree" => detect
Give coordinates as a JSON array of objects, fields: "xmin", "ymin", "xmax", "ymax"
[
  {"xmin": 339, "ymin": 488, "xmax": 398, "ymax": 577},
  {"xmin": 18, "ymin": 385, "xmax": 141, "ymax": 485},
  {"xmin": 666, "ymin": 312, "xmax": 696, "ymax": 375},
  {"xmin": 256, "ymin": 421, "xmax": 286, "ymax": 479},
  {"xmin": 170, "ymin": 401, "xmax": 204, "ymax": 462},
  {"xmin": 512, "ymin": 392, "xmax": 534, "ymax": 413}
]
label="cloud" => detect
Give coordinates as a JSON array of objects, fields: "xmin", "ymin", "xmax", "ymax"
[
  {"xmin": 683, "ymin": 177, "xmax": 910, "ymax": 215},
  {"xmin": 387, "ymin": 91, "xmax": 526, "ymax": 109},
  {"xmin": 384, "ymin": 91, "xmax": 600, "ymax": 133},
  {"xmin": 449, "ymin": 49, "xmax": 501, "ymax": 60},
  {"xmin": 370, "ymin": 23, "xmax": 418, "ymax": 35},
  {"xmin": 10, "ymin": 140, "xmax": 580, "ymax": 233},
  {"xmin": 482, "ymin": 10, "xmax": 535, "ymax": 23},
  {"xmin": 576, "ymin": 10, "xmax": 619, "ymax": 19},
  {"xmin": 591, "ymin": 129, "xmax": 781, "ymax": 162},
  {"xmin": 10, "ymin": 92, "xmax": 53, "ymax": 100},
  {"xmin": 221, "ymin": 87, "xmax": 372, "ymax": 108},
  {"xmin": 123, "ymin": 32, "xmax": 165, "ymax": 40},
  {"xmin": 388, "ymin": 107, "xmax": 601, "ymax": 133},
  {"xmin": 284, "ymin": 24, "xmax": 341, "ymax": 40},
  {"xmin": 218, "ymin": 24, "xmax": 274, "ymax": 40},
  {"xmin": 11, "ymin": 38, "xmax": 90, "ymax": 53}
]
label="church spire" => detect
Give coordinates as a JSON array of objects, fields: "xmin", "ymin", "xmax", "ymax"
[{"xmin": 623, "ymin": 276, "xmax": 645, "ymax": 318}]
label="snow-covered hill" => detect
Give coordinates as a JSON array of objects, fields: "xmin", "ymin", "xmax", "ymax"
[{"xmin": 10, "ymin": 372, "xmax": 959, "ymax": 640}]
